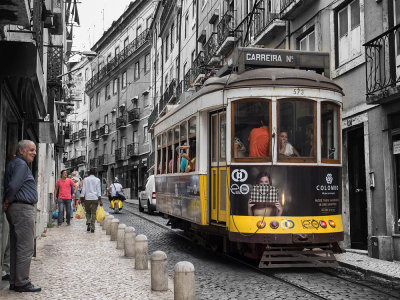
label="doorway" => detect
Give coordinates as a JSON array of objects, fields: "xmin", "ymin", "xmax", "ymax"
[{"xmin": 347, "ymin": 126, "xmax": 368, "ymax": 250}]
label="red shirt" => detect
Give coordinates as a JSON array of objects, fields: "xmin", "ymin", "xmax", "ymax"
[
  {"xmin": 248, "ymin": 126, "xmax": 269, "ymax": 157},
  {"xmin": 56, "ymin": 178, "xmax": 74, "ymax": 199}
]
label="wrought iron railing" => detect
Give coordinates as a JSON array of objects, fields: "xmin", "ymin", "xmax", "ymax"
[
  {"xmin": 98, "ymin": 154, "xmax": 107, "ymax": 165},
  {"xmin": 72, "ymin": 132, "xmax": 79, "ymax": 141},
  {"xmin": 115, "ymin": 148, "xmax": 125, "ymax": 161},
  {"xmin": 99, "ymin": 124, "xmax": 109, "ymax": 136},
  {"xmin": 64, "ymin": 160, "xmax": 71, "ymax": 168},
  {"xmin": 159, "ymin": 79, "xmax": 177, "ymax": 113},
  {"xmin": 364, "ymin": 24, "xmax": 400, "ymax": 98},
  {"xmin": 160, "ymin": 0, "xmax": 174, "ymax": 30},
  {"xmin": 89, "ymin": 158, "xmax": 97, "ymax": 168},
  {"xmin": 192, "ymin": 51, "xmax": 207, "ymax": 81},
  {"xmin": 78, "ymin": 128, "xmax": 87, "ymax": 139},
  {"xmin": 127, "ymin": 143, "xmax": 139, "ymax": 157},
  {"xmin": 86, "ymin": 29, "xmax": 150, "ymax": 91},
  {"xmin": 176, "ymin": 80, "xmax": 183, "ymax": 102},
  {"xmin": 148, "ymin": 103, "xmax": 158, "ymax": 129},
  {"xmin": 280, "ymin": 0, "xmax": 295, "ymax": 14},
  {"xmin": 204, "ymin": 33, "xmax": 219, "ymax": 64},
  {"xmin": 77, "ymin": 155, "xmax": 86, "ymax": 165},
  {"xmin": 116, "ymin": 116, "xmax": 127, "ymax": 129},
  {"xmin": 91, "ymin": 129, "xmax": 99, "ymax": 141},
  {"xmin": 71, "ymin": 158, "xmax": 77, "ymax": 167},
  {"xmin": 128, "ymin": 108, "xmax": 140, "ymax": 123},
  {"xmin": 184, "ymin": 69, "xmax": 192, "ymax": 91},
  {"xmin": 217, "ymin": 10, "xmax": 235, "ymax": 48}
]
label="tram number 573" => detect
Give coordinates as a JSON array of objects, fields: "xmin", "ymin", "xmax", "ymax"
[{"xmin": 293, "ymin": 88, "xmax": 304, "ymax": 95}]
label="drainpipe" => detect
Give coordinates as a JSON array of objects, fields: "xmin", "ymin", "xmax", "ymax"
[{"xmin": 285, "ymin": 20, "xmax": 290, "ymax": 50}]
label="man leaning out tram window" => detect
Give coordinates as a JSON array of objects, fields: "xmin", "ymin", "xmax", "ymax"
[{"xmin": 178, "ymin": 140, "xmax": 196, "ymax": 172}]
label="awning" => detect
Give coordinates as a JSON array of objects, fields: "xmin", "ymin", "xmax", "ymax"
[{"xmin": 0, "ymin": 41, "xmax": 47, "ymax": 118}]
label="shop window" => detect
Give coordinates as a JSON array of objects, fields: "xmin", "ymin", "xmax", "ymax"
[
  {"xmin": 278, "ymin": 99, "xmax": 316, "ymax": 162},
  {"xmin": 232, "ymin": 99, "xmax": 271, "ymax": 161},
  {"xmin": 321, "ymin": 102, "xmax": 340, "ymax": 162}
]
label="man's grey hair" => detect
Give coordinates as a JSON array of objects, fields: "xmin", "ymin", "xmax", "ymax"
[{"xmin": 16, "ymin": 140, "xmax": 35, "ymax": 155}]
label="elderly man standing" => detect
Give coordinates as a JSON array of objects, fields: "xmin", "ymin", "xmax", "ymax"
[
  {"xmin": 80, "ymin": 168, "xmax": 102, "ymax": 233},
  {"xmin": 2, "ymin": 140, "xmax": 41, "ymax": 292}
]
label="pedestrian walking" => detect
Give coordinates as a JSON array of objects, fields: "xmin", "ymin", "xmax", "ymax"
[
  {"xmin": 71, "ymin": 171, "xmax": 81, "ymax": 211},
  {"xmin": 80, "ymin": 169, "xmax": 102, "ymax": 232},
  {"xmin": 2, "ymin": 140, "xmax": 41, "ymax": 292},
  {"xmin": 54, "ymin": 170, "xmax": 77, "ymax": 227}
]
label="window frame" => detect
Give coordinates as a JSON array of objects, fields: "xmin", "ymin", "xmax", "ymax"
[
  {"xmin": 122, "ymin": 71, "xmax": 127, "ymax": 89},
  {"xmin": 277, "ymin": 98, "xmax": 317, "ymax": 163},
  {"xmin": 134, "ymin": 61, "xmax": 140, "ymax": 80},
  {"xmin": 231, "ymin": 98, "xmax": 272, "ymax": 163},
  {"xmin": 321, "ymin": 101, "xmax": 341, "ymax": 164}
]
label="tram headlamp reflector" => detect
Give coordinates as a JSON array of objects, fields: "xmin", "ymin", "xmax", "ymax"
[
  {"xmin": 257, "ymin": 220, "xmax": 266, "ymax": 229},
  {"xmin": 270, "ymin": 221, "xmax": 279, "ymax": 229},
  {"xmin": 320, "ymin": 220, "xmax": 327, "ymax": 228},
  {"xmin": 328, "ymin": 220, "xmax": 336, "ymax": 228}
]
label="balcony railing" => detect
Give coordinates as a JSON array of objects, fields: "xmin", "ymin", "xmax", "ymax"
[
  {"xmin": 89, "ymin": 158, "xmax": 97, "ymax": 168},
  {"xmin": 72, "ymin": 132, "xmax": 79, "ymax": 142},
  {"xmin": 184, "ymin": 69, "xmax": 192, "ymax": 91},
  {"xmin": 204, "ymin": 33, "xmax": 219, "ymax": 65},
  {"xmin": 148, "ymin": 103, "xmax": 158, "ymax": 129},
  {"xmin": 71, "ymin": 158, "xmax": 77, "ymax": 167},
  {"xmin": 77, "ymin": 155, "xmax": 86, "ymax": 165},
  {"xmin": 176, "ymin": 80, "xmax": 183, "ymax": 102},
  {"xmin": 91, "ymin": 129, "xmax": 99, "ymax": 141},
  {"xmin": 192, "ymin": 51, "xmax": 207, "ymax": 82},
  {"xmin": 78, "ymin": 128, "xmax": 87, "ymax": 139},
  {"xmin": 127, "ymin": 143, "xmax": 139, "ymax": 157},
  {"xmin": 116, "ymin": 116, "xmax": 127, "ymax": 129},
  {"xmin": 115, "ymin": 147, "xmax": 126, "ymax": 161},
  {"xmin": 280, "ymin": 0, "xmax": 312, "ymax": 20},
  {"xmin": 160, "ymin": 0, "xmax": 175, "ymax": 31},
  {"xmin": 99, "ymin": 124, "xmax": 110, "ymax": 136},
  {"xmin": 98, "ymin": 154, "xmax": 108, "ymax": 165},
  {"xmin": 159, "ymin": 79, "xmax": 177, "ymax": 113},
  {"xmin": 128, "ymin": 108, "xmax": 140, "ymax": 123},
  {"xmin": 64, "ymin": 160, "xmax": 71, "ymax": 168},
  {"xmin": 364, "ymin": 24, "xmax": 400, "ymax": 102},
  {"xmin": 216, "ymin": 10, "xmax": 235, "ymax": 53},
  {"xmin": 85, "ymin": 29, "xmax": 151, "ymax": 91}
]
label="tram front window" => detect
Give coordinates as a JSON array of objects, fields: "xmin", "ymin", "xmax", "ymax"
[
  {"xmin": 232, "ymin": 99, "xmax": 271, "ymax": 160},
  {"xmin": 321, "ymin": 102, "xmax": 340, "ymax": 161},
  {"xmin": 278, "ymin": 99, "xmax": 316, "ymax": 161}
]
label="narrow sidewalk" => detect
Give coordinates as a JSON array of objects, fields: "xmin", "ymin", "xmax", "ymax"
[{"xmin": 0, "ymin": 218, "xmax": 174, "ymax": 300}]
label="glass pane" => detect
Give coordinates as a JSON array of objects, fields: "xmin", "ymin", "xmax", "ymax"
[
  {"xmin": 396, "ymin": 0, "xmax": 400, "ymax": 25},
  {"xmin": 309, "ymin": 31, "xmax": 315, "ymax": 51},
  {"xmin": 189, "ymin": 117, "xmax": 196, "ymax": 136},
  {"xmin": 339, "ymin": 7, "xmax": 348, "ymax": 38},
  {"xmin": 220, "ymin": 113, "xmax": 226, "ymax": 160},
  {"xmin": 211, "ymin": 115, "xmax": 218, "ymax": 162},
  {"xmin": 220, "ymin": 170, "xmax": 227, "ymax": 211},
  {"xmin": 279, "ymin": 99, "xmax": 315, "ymax": 159},
  {"xmin": 350, "ymin": 0, "xmax": 360, "ymax": 30},
  {"xmin": 233, "ymin": 100, "xmax": 270, "ymax": 159},
  {"xmin": 174, "ymin": 126, "xmax": 179, "ymax": 142},
  {"xmin": 162, "ymin": 133, "xmax": 167, "ymax": 146},
  {"xmin": 321, "ymin": 103, "xmax": 339, "ymax": 160},
  {"xmin": 299, "ymin": 37, "xmax": 307, "ymax": 51},
  {"xmin": 157, "ymin": 135, "xmax": 161, "ymax": 149},
  {"xmin": 212, "ymin": 170, "xmax": 217, "ymax": 209},
  {"xmin": 180, "ymin": 122, "xmax": 187, "ymax": 141},
  {"xmin": 168, "ymin": 130, "xmax": 173, "ymax": 144}
]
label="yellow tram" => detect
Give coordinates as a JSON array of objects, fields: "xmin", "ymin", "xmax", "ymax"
[{"xmin": 153, "ymin": 49, "xmax": 344, "ymax": 268}]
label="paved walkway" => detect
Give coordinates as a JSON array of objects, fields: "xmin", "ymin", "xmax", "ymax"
[{"xmin": 0, "ymin": 218, "xmax": 174, "ymax": 300}]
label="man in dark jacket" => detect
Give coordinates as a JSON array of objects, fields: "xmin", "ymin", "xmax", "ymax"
[{"xmin": 2, "ymin": 140, "xmax": 41, "ymax": 292}]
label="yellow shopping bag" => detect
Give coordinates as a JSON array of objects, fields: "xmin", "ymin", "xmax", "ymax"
[
  {"xmin": 96, "ymin": 205, "xmax": 106, "ymax": 222},
  {"xmin": 75, "ymin": 203, "xmax": 86, "ymax": 219}
]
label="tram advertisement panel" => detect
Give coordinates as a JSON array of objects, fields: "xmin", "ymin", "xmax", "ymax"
[
  {"xmin": 230, "ymin": 166, "xmax": 341, "ymax": 217},
  {"xmin": 155, "ymin": 175, "xmax": 202, "ymax": 224}
]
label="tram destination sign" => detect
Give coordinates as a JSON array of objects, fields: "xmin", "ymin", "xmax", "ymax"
[{"xmin": 236, "ymin": 47, "xmax": 330, "ymax": 74}]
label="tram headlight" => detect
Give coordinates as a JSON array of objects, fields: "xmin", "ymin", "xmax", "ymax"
[
  {"xmin": 257, "ymin": 220, "xmax": 266, "ymax": 229},
  {"xmin": 328, "ymin": 220, "xmax": 336, "ymax": 228},
  {"xmin": 319, "ymin": 220, "xmax": 327, "ymax": 228},
  {"xmin": 270, "ymin": 221, "xmax": 279, "ymax": 229}
]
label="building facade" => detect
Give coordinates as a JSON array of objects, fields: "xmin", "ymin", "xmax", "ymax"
[
  {"xmin": 85, "ymin": 0, "xmax": 155, "ymax": 197},
  {"xmin": 146, "ymin": 0, "xmax": 400, "ymax": 261},
  {"xmin": 0, "ymin": 0, "xmax": 72, "ymax": 273}
]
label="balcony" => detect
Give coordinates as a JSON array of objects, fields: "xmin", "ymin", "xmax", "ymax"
[
  {"xmin": 78, "ymin": 128, "xmax": 87, "ymax": 139},
  {"xmin": 127, "ymin": 143, "xmax": 139, "ymax": 157},
  {"xmin": 148, "ymin": 103, "xmax": 158, "ymax": 129},
  {"xmin": 159, "ymin": 79, "xmax": 177, "ymax": 114},
  {"xmin": 128, "ymin": 108, "xmax": 140, "ymax": 123},
  {"xmin": 192, "ymin": 51, "xmax": 207, "ymax": 85},
  {"xmin": 280, "ymin": 0, "xmax": 314, "ymax": 20},
  {"xmin": 98, "ymin": 154, "xmax": 108, "ymax": 165},
  {"xmin": 184, "ymin": 69, "xmax": 192, "ymax": 91},
  {"xmin": 204, "ymin": 33, "xmax": 220, "ymax": 65},
  {"xmin": 176, "ymin": 80, "xmax": 183, "ymax": 102},
  {"xmin": 89, "ymin": 158, "xmax": 97, "ymax": 168},
  {"xmin": 115, "ymin": 147, "xmax": 126, "ymax": 161},
  {"xmin": 71, "ymin": 158, "xmax": 77, "ymax": 167},
  {"xmin": 77, "ymin": 155, "xmax": 86, "ymax": 165},
  {"xmin": 160, "ymin": 0, "xmax": 176, "ymax": 33},
  {"xmin": 85, "ymin": 29, "xmax": 151, "ymax": 91},
  {"xmin": 72, "ymin": 132, "xmax": 79, "ymax": 142},
  {"xmin": 91, "ymin": 129, "xmax": 100, "ymax": 142},
  {"xmin": 116, "ymin": 116, "xmax": 128, "ymax": 129},
  {"xmin": 216, "ymin": 10, "xmax": 236, "ymax": 56},
  {"xmin": 64, "ymin": 160, "xmax": 71, "ymax": 169},
  {"xmin": 99, "ymin": 124, "xmax": 110, "ymax": 136},
  {"xmin": 364, "ymin": 24, "xmax": 400, "ymax": 104}
]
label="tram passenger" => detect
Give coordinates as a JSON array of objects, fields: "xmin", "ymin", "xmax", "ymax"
[
  {"xmin": 233, "ymin": 137, "xmax": 246, "ymax": 158},
  {"xmin": 248, "ymin": 117, "xmax": 269, "ymax": 157},
  {"xmin": 178, "ymin": 140, "xmax": 196, "ymax": 172},
  {"xmin": 248, "ymin": 172, "xmax": 283, "ymax": 216},
  {"xmin": 279, "ymin": 131, "xmax": 300, "ymax": 157}
]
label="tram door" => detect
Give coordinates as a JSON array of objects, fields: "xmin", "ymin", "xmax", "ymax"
[
  {"xmin": 210, "ymin": 111, "xmax": 228, "ymax": 223},
  {"xmin": 347, "ymin": 126, "xmax": 368, "ymax": 250}
]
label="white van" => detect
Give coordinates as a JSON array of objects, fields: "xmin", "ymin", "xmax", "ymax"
[{"xmin": 138, "ymin": 175, "xmax": 156, "ymax": 214}]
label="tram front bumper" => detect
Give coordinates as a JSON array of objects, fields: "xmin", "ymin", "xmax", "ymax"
[{"xmin": 229, "ymin": 232, "xmax": 344, "ymax": 244}]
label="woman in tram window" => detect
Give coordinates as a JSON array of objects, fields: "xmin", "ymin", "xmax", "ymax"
[{"xmin": 278, "ymin": 131, "xmax": 300, "ymax": 157}]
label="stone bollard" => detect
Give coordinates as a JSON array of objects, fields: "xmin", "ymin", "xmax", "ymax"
[
  {"xmin": 124, "ymin": 227, "xmax": 136, "ymax": 257},
  {"xmin": 174, "ymin": 261, "xmax": 195, "ymax": 300},
  {"xmin": 110, "ymin": 219, "xmax": 120, "ymax": 241},
  {"xmin": 105, "ymin": 215, "xmax": 114, "ymax": 235},
  {"xmin": 151, "ymin": 251, "xmax": 168, "ymax": 291},
  {"xmin": 135, "ymin": 234, "xmax": 148, "ymax": 270},
  {"xmin": 101, "ymin": 212, "xmax": 110, "ymax": 228},
  {"xmin": 102, "ymin": 215, "xmax": 110, "ymax": 230},
  {"xmin": 117, "ymin": 224, "xmax": 126, "ymax": 249}
]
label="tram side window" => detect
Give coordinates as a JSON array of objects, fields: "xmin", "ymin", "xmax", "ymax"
[
  {"xmin": 187, "ymin": 117, "xmax": 197, "ymax": 172},
  {"xmin": 161, "ymin": 133, "xmax": 167, "ymax": 174},
  {"xmin": 179, "ymin": 122, "xmax": 188, "ymax": 173},
  {"xmin": 157, "ymin": 135, "xmax": 162, "ymax": 174},
  {"xmin": 232, "ymin": 100, "xmax": 270, "ymax": 160},
  {"xmin": 278, "ymin": 99, "xmax": 315, "ymax": 159},
  {"xmin": 167, "ymin": 130, "xmax": 173, "ymax": 173},
  {"xmin": 321, "ymin": 103, "xmax": 340, "ymax": 161},
  {"xmin": 173, "ymin": 126, "xmax": 179, "ymax": 173}
]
